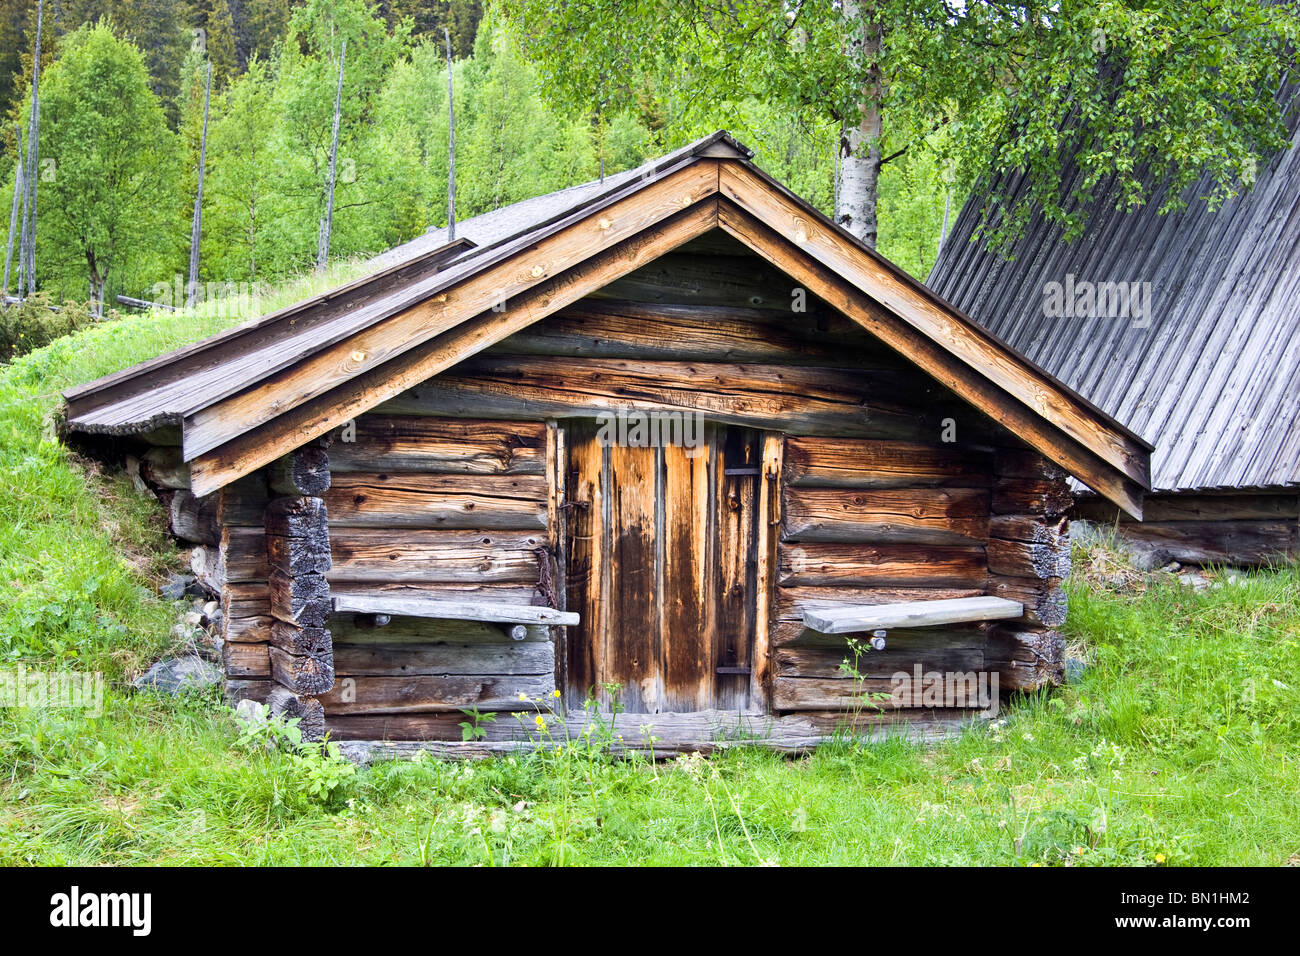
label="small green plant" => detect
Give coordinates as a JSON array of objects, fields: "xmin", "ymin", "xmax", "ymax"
[
  {"xmin": 459, "ymin": 707, "xmax": 497, "ymax": 741},
  {"xmin": 284, "ymin": 742, "xmax": 357, "ymax": 807},
  {"xmin": 836, "ymin": 635, "xmax": 894, "ymax": 733},
  {"xmin": 230, "ymin": 704, "xmax": 356, "ymax": 809},
  {"xmin": 232, "ymin": 703, "xmax": 302, "ymax": 751}
]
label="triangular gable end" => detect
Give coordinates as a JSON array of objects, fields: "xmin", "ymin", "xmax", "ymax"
[{"xmin": 62, "ymin": 134, "xmax": 1150, "ymax": 516}]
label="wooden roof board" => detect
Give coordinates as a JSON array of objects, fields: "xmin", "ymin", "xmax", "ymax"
[
  {"xmin": 63, "ymin": 238, "xmax": 476, "ymax": 428},
  {"xmin": 63, "ymin": 131, "xmax": 1149, "ymax": 514},
  {"xmin": 718, "ymin": 162, "xmax": 1153, "ymax": 468},
  {"xmin": 929, "ymin": 84, "xmax": 1300, "ymax": 493},
  {"xmin": 184, "ymin": 201, "xmax": 722, "ymax": 494},
  {"xmin": 715, "ymin": 198, "xmax": 1149, "ymax": 516}
]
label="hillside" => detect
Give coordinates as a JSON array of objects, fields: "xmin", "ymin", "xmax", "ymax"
[{"xmin": 0, "ymin": 289, "xmax": 1297, "ymax": 865}]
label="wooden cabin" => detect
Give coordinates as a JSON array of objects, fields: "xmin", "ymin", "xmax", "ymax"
[
  {"xmin": 63, "ymin": 133, "xmax": 1150, "ymax": 753},
  {"xmin": 929, "ymin": 84, "xmax": 1300, "ymax": 568}
]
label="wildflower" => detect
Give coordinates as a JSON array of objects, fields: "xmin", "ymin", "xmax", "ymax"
[
  {"xmin": 1155, "ymin": 853, "xmax": 1166, "ymax": 864},
  {"xmin": 534, "ymin": 715, "xmax": 546, "ymax": 729},
  {"xmin": 552, "ymin": 689, "xmax": 562, "ymax": 698},
  {"xmin": 1089, "ymin": 806, "xmax": 1108, "ymax": 835},
  {"xmin": 518, "ymin": 693, "xmax": 529, "ymax": 701}
]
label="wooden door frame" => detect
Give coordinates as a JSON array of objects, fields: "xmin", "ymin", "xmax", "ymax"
[
  {"xmin": 545, "ymin": 419, "xmax": 568, "ymax": 705},
  {"xmin": 752, "ymin": 432, "xmax": 783, "ymax": 710}
]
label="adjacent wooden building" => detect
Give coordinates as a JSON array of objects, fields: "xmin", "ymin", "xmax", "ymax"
[
  {"xmin": 63, "ymin": 133, "xmax": 1150, "ymax": 753},
  {"xmin": 929, "ymin": 84, "xmax": 1300, "ymax": 567}
]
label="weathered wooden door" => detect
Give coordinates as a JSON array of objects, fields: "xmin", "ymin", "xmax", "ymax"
[{"xmin": 563, "ymin": 421, "xmax": 761, "ymax": 713}]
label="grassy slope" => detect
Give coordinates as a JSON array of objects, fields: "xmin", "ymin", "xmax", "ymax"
[{"xmin": 0, "ymin": 286, "xmax": 1297, "ymax": 866}]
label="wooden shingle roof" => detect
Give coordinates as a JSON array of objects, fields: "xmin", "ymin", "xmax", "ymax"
[
  {"xmin": 929, "ymin": 86, "xmax": 1300, "ymax": 495},
  {"xmin": 64, "ymin": 131, "xmax": 1151, "ymax": 514}
]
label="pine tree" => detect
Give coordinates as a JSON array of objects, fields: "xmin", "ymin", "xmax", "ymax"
[
  {"xmin": 241, "ymin": 0, "xmax": 293, "ymax": 64},
  {"xmin": 191, "ymin": 0, "xmax": 239, "ymax": 87}
]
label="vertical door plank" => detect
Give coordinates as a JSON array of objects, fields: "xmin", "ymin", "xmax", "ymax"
[
  {"xmin": 661, "ymin": 432, "xmax": 716, "ymax": 711},
  {"xmin": 606, "ymin": 443, "xmax": 660, "ymax": 712},
  {"xmin": 752, "ymin": 432, "xmax": 783, "ymax": 707},
  {"xmin": 563, "ymin": 423, "xmax": 605, "ymax": 708}
]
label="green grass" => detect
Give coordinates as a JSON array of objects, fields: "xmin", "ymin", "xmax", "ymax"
[
  {"xmin": 0, "ymin": 281, "xmax": 1298, "ymax": 866},
  {"xmin": 0, "ymin": 261, "xmax": 371, "ymax": 673}
]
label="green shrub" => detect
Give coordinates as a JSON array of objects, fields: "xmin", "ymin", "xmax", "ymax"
[{"xmin": 0, "ymin": 296, "xmax": 101, "ymax": 363}]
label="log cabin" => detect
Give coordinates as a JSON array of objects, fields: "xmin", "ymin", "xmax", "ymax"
[
  {"xmin": 929, "ymin": 83, "xmax": 1300, "ymax": 568},
  {"xmin": 62, "ymin": 132, "xmax": 1151, "ymax": 754}
]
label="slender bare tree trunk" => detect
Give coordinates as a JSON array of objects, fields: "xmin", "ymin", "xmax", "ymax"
[
  {"xmin": 3, "ymin": 126, "xmax": 23, "ymax": 298},
  {"xmin": 248, "ymin": 190, "xmax": 257, "ymax": 282},
  {"xmin": 317, "ymin": 39, "xmax": 346, "ymax": 271},
  {"xmin": 837, "ymin": 2, "xmax": 883, "ymax": 249},
  {"xmin": 87, "ymin": 251, "xmax": 105, "ymax": 317},
  {"xmin": 187, "ymin": 61, "xmax": 212, "ymax": 308},
  {"xmin": 937, "ymin": 185, "xmax": 952, "ymax": 257},
  {"xmin": 445, "ymin": 28, "xmax": 456, "ymax": 241},
  {"xmin": 22, "ymin": 0, "xmax": 44, "ymax": 295}
]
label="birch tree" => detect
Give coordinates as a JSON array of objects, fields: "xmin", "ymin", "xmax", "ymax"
[
  {"xmin": 35, "ymin": 23, "xmax": 180, "ymax": 308},
  {"xmin": 496, "ymin": 0, "xmax": 1299, "ymax": 249}
]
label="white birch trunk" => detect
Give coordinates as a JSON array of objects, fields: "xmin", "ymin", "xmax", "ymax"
[{"xmin": 837, "ymin": 2, "xmax": 883, "ymax": 249}]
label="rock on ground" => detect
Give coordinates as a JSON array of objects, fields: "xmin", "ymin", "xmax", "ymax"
[{"xmin": 133, "ymin": 655, "xmax": 221, "ymax": 695}]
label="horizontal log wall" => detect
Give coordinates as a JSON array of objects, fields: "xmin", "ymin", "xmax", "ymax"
[
  {"xmin": 323, "ymin": 416, "xmax": 556, "ymax": 723},
  {"xmin": 326, "ymin": 707, "xmax": 972, "ymax": 752},
  {"xmin": 773, "ymin": 441, "xmax": 1071, "ymax": 708},
  {"xmin": 1073, "ymin": 492, "xmax": 1300, "ymax": 567},
  {"xmin": 775, "ymin": 434, "xmax": 999, "ymax": 711},
  {"xmin": 375, "ymin": 246, "xmax": 991, "ymax": 448},
  {"xmin": 210, "ymin": 475, "xmax": 272, "ymax": 685}
]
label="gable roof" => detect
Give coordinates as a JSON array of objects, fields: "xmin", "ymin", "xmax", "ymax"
[
  {"xmin": 63, "ymin": 131, "xmax": 1151, "ymax": 515},
  {"xmin": 929, "ymin": 86, "xmax": 1300, "ymax": 495}
]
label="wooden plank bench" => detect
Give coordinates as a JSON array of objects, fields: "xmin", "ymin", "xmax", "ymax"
[
  {"xmin": 332, "ymin": 593, "xmax": 579, "ymax": 630},
  {"xmin": 802, "ymin": 596, "xmax": 1023, "ymax": 637}
]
